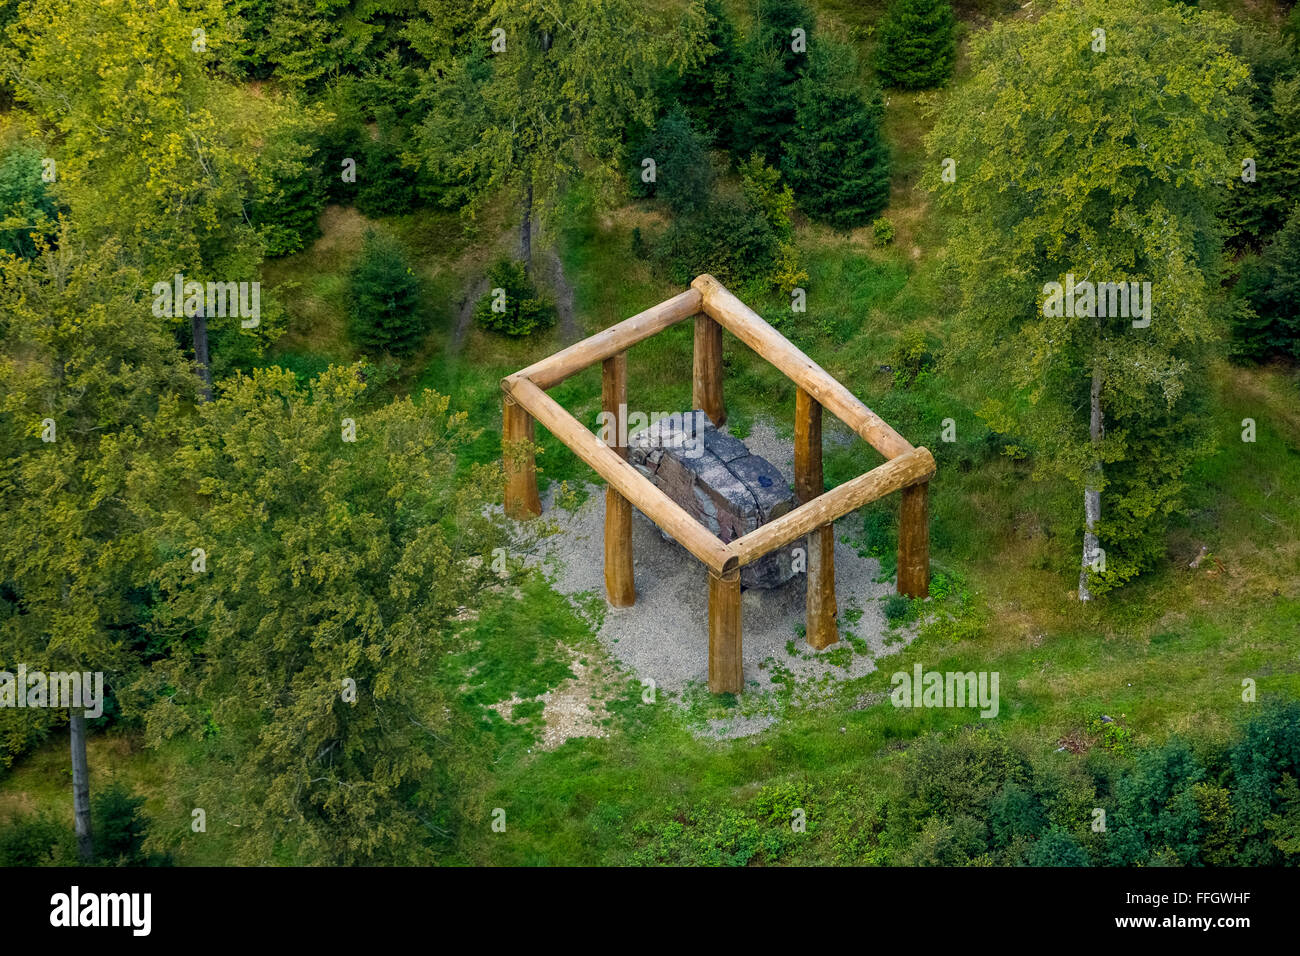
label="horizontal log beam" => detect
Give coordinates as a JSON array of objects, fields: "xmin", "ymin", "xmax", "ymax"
[
  {"xmin": 504, "ymin": 288, "xmax": 701, "ymax": 392},
  {"xmin": 503, "ymin": 376, "xmax": 739, "ymax": 575},
  {"xmin": 691, "ymin": 274, "xmax": 914, "ymax": 461},
  {"xmin": 730, "ymin": 446, "xmax": 936, "ymax": 568}
]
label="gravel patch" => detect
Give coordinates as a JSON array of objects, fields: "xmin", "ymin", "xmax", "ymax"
[{"xmin": 524, "ymin": 418, "xmax": 921, "ymax": 734}]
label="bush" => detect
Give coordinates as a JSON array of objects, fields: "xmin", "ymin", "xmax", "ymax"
[
  {"xmin": 348, "ymin": 230, "xmax": 426, "ymax": 354},
  {"xmin": 653, "ymin": 193, "xmax": 778, "ymax": 287},
  {"xmin": 474, "ymin": 258, "xmax": 556, "ymax": 337},
  {"xmin": 738, "ymin": 152, "xmax": 807, "ymax": 293},
  {"xmin": 0, "ymin": 812, "xmax": 73, "ymax": 866},
  {"xmin": 872, "ymin": 216, "xmax": 896, "ymax": 246},
  {"xmin": 93, "ymin": 783, "xmax": 168, "ymax": 866},
  {"xmin": 888, "ymin": 328, "xmax": 936, "ymax": 388},
  {"xmin": 881, "ymin": 593, "xmax": 914, "ymax": 625},
  {"xmin": 875, "ymin": 0, "xmax": 957, "ymax": 90}
]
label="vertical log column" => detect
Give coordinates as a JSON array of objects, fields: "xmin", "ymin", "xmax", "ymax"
[
  {"xmin": 897, "ymin": 482, "xmax": 930, "ymax": 598},
  {"xmin": 602, "ymin": 353, "xmax": 635, "ymax": 607},
  {"xmin": 708, "ymin": 568, "xmax": 742, "ymax": 693},
  {"xmin": 693, "ymin": 312, "xmax": 726, "ymax": 426},
  {"xmin": 795, "ymin": 388, "xmax": 838, "ymax": 649},
  {"xmin": 503, "ymin": 394, "xmax": 541, "ymax": 520}
]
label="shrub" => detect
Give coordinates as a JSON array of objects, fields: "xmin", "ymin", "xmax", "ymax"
[
  {"xmin": 738, "ymin": 152, "xmax": 807, "ymax": 293},
  {"xmin": 348, "ymin": 230, "xmax": 426, "ymax": 354},
  {"xmin": 93, "ymin": 783, "xmax": 168, "ymax": 866},
  {"xmin": 474, "ymin": 258, "xmax": 556, "ymax": 337},
  {"xmin": 888, "ymin": 328, "xmax": 936, "ymax": 388},
  {"xmin": 875, "ymin": 0, "xmax": 957, "ymax": 90},
  {"xmin": 881, "ymin": 593, "xmax": 914, "ymax": 626},
  {"xmin": 0, "ymin": 812, "xmax": 73, "ymax": 866},
  {"xmin": 653, "ymin": 193, "xmax": 778, "ymax": 287},
  {"xmin": 872, "ymin": 216, "xmax": 896, "ymax": 246}
]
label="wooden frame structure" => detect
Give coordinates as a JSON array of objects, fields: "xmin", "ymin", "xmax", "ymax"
[{"xmin": 502, "ymin": 274, "xmax": 935, "ymax": 693}]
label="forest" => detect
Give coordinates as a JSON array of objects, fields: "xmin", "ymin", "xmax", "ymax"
[{"xmin": 0, "ymin": 0, "xmax": 1299, "ymax": 869}]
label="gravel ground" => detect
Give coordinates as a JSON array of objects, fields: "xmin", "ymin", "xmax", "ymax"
[{"xmin": 526, "ymin": 418, "xmax": 920, "ymax": 732}]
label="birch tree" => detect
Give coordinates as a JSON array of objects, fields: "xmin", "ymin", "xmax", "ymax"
[{"xmin": 927, "ymin": 0, "xmax": 1249, "ymax": 597}]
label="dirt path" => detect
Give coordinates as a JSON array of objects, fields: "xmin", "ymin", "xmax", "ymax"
[
  {"xmin": 448, "ymin": 239, "xmax": 579, "ymax": 356},
  {"xmin": 539, "ymin": 245, "xmax": 580, "ymax": 345},
  {"xmin": 448, "ymin": 275, "xmax": 490, "ymax": 357}
]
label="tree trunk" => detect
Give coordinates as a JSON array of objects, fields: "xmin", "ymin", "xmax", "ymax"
[
  {"xmin": 1079, "ymin": 365, "xmax": 1103, "ymax": 602},
  {"xmin": 520, "ymin": 181, "xmax": 533, "ymax": 275},
  {"xmin": 70, "ymin": 711, "xmax": 93, "ymax": 862},
  {"xmin": 191, "ymin": 308, "xmax": 213, "ymax": 403}
]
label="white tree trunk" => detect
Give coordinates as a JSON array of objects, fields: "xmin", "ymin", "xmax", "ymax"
[
  {"xmin": 70, "ymin": 711, "xmax": 93, "ymax": 862},
  {"xmin": 1079, "ymin": 366, "xmax": 1103, "ymax": 601}
]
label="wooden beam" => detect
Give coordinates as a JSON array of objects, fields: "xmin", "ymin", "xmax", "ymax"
[
  {"xmin": 796, "ymin": 388, "xmax": 837, "ymax": 649},
  {"xmin": 794, "ymin": 387, "xmax": 823, "ymax": 504},
  {"xmin": 504, "ymin": 376, "xmax": 738, "ymax": 575},
  {"xmin": 708, "ymin": 568, "xmax": 743, "ymax": 694},
  {"xmin": 693, "ymin": 313, "xmax": 725, "ymax": 425},
  {"xmin": 692, "ymin": 274, "xmax": 914, "ymax": 460},
  {"xmin": 505, "ymin": 288, "xmax": 701, "ymax": 392},
  {"xmin": 602, "ymin": 353, "xmax": 635, "ymax": 606},
  {"xmin": 898, "ymin": 481, "xmax": 930, "ymax": 598},
  {"xmin": 731, "ymin": 446, "xmax": 936, "ymax": 567},
  {"xmin": 503, "ymin": 395, "xmax": 541, "ymax": 519}
]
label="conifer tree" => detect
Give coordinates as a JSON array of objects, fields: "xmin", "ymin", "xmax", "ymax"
[
  {"xmin": 875, "ymin": 0, "xmax": 957, "ymax": 91},
  {"xmin": 348, "ymin": 230, "xmax": 425, "ymax": 355}
]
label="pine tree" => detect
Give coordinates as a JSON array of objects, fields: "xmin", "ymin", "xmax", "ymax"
[
  {"xmin": 735, "ymin": 0, "xmax": 816, "ymax": 162},
  {"xmin": 783, "ymin": 51, "xmax": 891, "ymax": 230},
  {"xmin": 1234, "ymin": 203, "xmax": 1300, "ymax": 360},
  {"xmin": 630, "ymin": 103, "xmax": 714, "ymax": 216},
  {"xmin": 661, "ymin": 0, "xmax": 743, "ymax": 148},
  {"xmin": 348, "ymin": 230, "xmax": 426, "ymax": 355},
  {"xmin": 875, "ymin": 0, "xmax": 957, "ymax": 91}
]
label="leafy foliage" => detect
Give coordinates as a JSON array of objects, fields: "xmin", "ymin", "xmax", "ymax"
[
  {"xmin": 141, "ymin": 366, "xmax": 506, "ymax": 864},
  {"xmin": 927, "ymin": 0, "xmax": 1248, "ymax": 591}
]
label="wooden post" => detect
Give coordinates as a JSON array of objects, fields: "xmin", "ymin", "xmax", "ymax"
[
  {"xmin": 693, "ymin": 313, "xmax": 726, "ymax": 426},
  {"xmin": 503, "ymin": 395, "xmax": 541, "ymax": 519},
  {"xmin": 898, "ymin": 481, "xmax": 930, "ymax": 598},
  {"xmin": 603, "ymin": 353, "xmax": 635, "ymax": 606},
  {"xmin": 795, "ymin": 388, "xmax": 837, "ymax": 649},
  {"xmin": 708, "ymin": 567, "xmax": 743, "ymax": 693}
]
